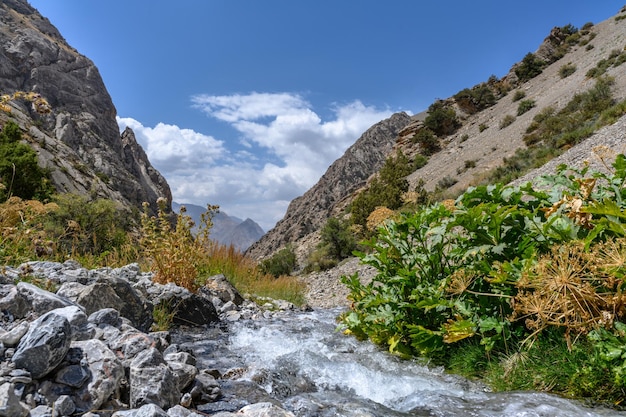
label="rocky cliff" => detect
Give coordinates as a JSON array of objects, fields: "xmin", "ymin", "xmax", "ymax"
[
  {"xmin": 246, "ymin": 112, "xmax": 411, "ymax": 260},
  {"xmin": 0, "ymin": 0, "xmax": 171, "ymax": 212}
]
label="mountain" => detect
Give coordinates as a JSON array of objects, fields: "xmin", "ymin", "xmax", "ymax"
[
  {"xmin": 246, "ymin": 112, "xmax": 410, "ymax": 260},
  {"xmin": 248, "ymin": 8, "xmax": 626, "ymax": 262},
  {"xmin": 172, "ymin": 202, "xmax": 265, "ymax": 252},
  {"xmin": 0, "ymin": 0, "xmax": 171, "ymax": 213}
]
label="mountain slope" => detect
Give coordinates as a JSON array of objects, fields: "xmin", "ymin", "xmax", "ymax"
[
  {"xmin": 246, "ymin": 112, "xmax": 411, "ymax": 260},
  {"xmin": 248, "ymin": 7, "xmax": 626, "ymax": 263},
  {"xmin": 0, "ymin": 0, "xmax": 171, "ymax": 212}
]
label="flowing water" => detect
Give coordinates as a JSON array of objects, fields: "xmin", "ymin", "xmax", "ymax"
[{"xmin": 174, "ymin": 308, "xmax": 626, "ymax": 417}]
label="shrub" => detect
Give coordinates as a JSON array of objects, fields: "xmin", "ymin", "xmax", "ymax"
[
  {"xmin": 320, "ymin": 217, "xmax": 356, "ymax": 261},
  {"xmin": 478, "ymin": 123, "xmax": 488, "ymax": 132},
  {"xmin": 260, "ymin": 246, "xmax": 297, "ymax": 277},
  {"xmin": 424, "ymin": 101, "xmax": 460, "ymax": 137},
  {"xmin": 453, "ymin": 84, "xmax": 496, "ymax": 114},
  {"xmin": 411, "ymin": 128, "xmax": 440, "ymax": 156},
  {"xmin": 516, "ymin": 99, "xmax": 536, "ymax": 116},
  {"xmin": 559, "ymin": 63, "xmax": 577, "ymax": 78},
  {"xmin": 0, "ymin": 121, "xmax": 53, "ymax": 201},
  {"xmin": 512, "ymin": 90, "xmax": 526, "ymax": 102},
  {"xmin": 499, "ymin": 114, "xmax": 516, "ymax": 129},
  {"xmin": 515, "ymin": 53, "xmax": 545, "ymax": 82}
]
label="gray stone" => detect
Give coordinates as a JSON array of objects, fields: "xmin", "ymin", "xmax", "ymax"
[
  {"xmin": 52, "ymin": 395, "xmax": 75, "ymax": 417},
  {"xmin": 51, "ymin": 305, "xmax": 94, "ymax": 341},
  {"xmin": 16, "ymin": 282, "xmax": 76, "ymax": 315},
  {"xmin": 88, "ymin": 308, "xmax": 122, "ymax": 327},
  {"xmin": 0, "ymin": 285, "xmax": 30, "ymax": 319},
  {"xmin": 189, "ymin": 370, "xmax": 221, "ymax": 403},
  {"xmin": 0, "ymin": 321, "xmax": 29, "ymax": 347},
  {"xmin": 54, "ymin": 364, "xmax": 90, "ymax": 388},
  {"xmin": 200, "ymin": 274, "xmax": 245, "ymax": 306},
  {"xmin": 111, "ymin": 403, "xmax": 169, "ymax": 417},
  {"xmin": 0, "ymin": 382, "xmax": 28, "ymax": 417},
  {"xmin": 12, "ymin": 311, "xmax": 71, "ymax": 379},
  {"xmin": 238, "ymin": 402, "xmax": 296, "ymax": 417},
  {"xmin": 129, "ymin": 348, "xmax": 179, "ymax": 410},
  {"xmin": 27, "ymin": 405, "xmax": 52, "ymax": 417},
  {"xmin": 70, "ymin": 339, "xmax": 124, "ymax": 413},
  {"xmin": 167, "ymin": 361, "xmax": 197, "ymax": 392}
]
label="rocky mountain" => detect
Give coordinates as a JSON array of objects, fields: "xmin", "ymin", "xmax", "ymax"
[
  {"xmin": 0, "ymin": 0, "xmax": 171, "ymax": 213},
  {"xmin": 172, "ymin": 202, "xmax": 265, "ymax": 252},
  {"xmin": 246, "ymin": 112, "xmax": 411, "ymax": 260},
  {"xmin": 248, "ymin": 7, "xmax": 626, "ymax": 262}
]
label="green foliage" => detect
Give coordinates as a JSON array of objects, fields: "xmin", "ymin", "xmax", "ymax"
[
  {"xmin": 424, "ymin": 101, "xmax": 460, "ymax": 137},
  {"xmin": 559, "ymin": 62, "xmax": 577, "ymax": 78},
  {"xmin": 320, "ymin": 217, "xmax": 356, "ymax": 261},
  {"xmin": 340, "ymin": 154, "xmax": 626, "ymax": 402},
  {"xmin": 515, "ymin": 53, "xmax": 545, "ymax": 82},
  {"xmin": 260, "ymin": 246, "xmax": 297, "ymax": 277},
  {"xmin": 0, "ymin": 121, "xmax": 53, "ymax": 201},
  {"xmin": 512, "ymin": 90, "xmax": 526, "ymax": 102},
  {"xmin": 45, "ymin": 194, "xmax": 133, "ymax": 258},
  {"xmin": 411, "ymin": 128, "xmax": 440, "ymax": 156},
  {"xmin": 499, "ymin": 114, "xmax": 516, "ymax": 129},
  {"xmin": 350, "ymin": 151, "xmax": 413, "ymax": 230},
  {"xmin": 454, "ymin": 83, "xmax": 496, "ymax": 114},
  {"xmin": 516, "ymin": 99, "xmax": 536, "ymax": 116},
  {"xmin": 586, "ymin": 49, "xmax": 626, "ymax": 78}
]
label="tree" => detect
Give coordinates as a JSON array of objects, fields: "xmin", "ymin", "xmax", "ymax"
[
  {"xmin": 424, "ymin": 101, "xmax": 460, "ymax": 136},
  {"xmin": 320, "ymin": 217, "xmax": 356, "ymax": 261},
  {"xmin": 515, "ymin": 53, "xmax": 545, "ymax": 82}
]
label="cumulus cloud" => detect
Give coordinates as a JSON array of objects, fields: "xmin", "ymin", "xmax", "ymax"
[{"xmin": 119, "ymin": 92, "xmax": 393, "ymax": 230}]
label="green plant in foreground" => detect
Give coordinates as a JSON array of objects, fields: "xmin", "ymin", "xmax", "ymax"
[{"xmin": 340, "ymin": 153, "xmax": 626, "ymax": 402}]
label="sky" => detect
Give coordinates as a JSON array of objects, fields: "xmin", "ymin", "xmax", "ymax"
[{"xmin": 27, "ymin": 1, "xmax": 624, "ymax": 231}]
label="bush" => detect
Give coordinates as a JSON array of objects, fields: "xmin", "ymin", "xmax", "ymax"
[
  {"xmin": 424, "ymin": 101, "xmax": 460, "ymax": 137},
  {"xmin": 320, "ymin": 217, "xmax": 356, "ymax": 261},
  {"xmin": 454, "ymin": 84, "xmax": 496, "ymax": 114},
  {"xmin": 559, "ymin": 63, "xmax": 577, "ymax": 78},
  {"xmin": 478, "ymin": 123, "xmax": 488, "ymax": 132},
  {"xmin": 512, "ymin": 90, "xmax": 526, "ymax": 102},
  {"xmin": 0, "ymin": 121, "xmax": 53, "ymax": 201},
  {"xmin": 515, "ymin": 53, "xmax": 545, "ymax": 82},
  {"xmin": 260, "ymin": 246, "xmax": 297, "ymax": 277},
  {"xmin": 516, "ymin": 99, "xmax": 536, "ymax": 116},
  {"xmin": 499, "ymin": 114, "xmax": 516, "ymax": 129},
  {"xmin": 411, "ymin": 128, "xmax": 440, "ymax": 156}
]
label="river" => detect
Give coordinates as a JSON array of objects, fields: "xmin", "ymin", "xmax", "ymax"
[{"xmin": 173, "ymin": 308, "xmax": 626, "ymax": 417}]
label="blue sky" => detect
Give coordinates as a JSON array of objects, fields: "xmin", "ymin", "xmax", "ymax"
[{"xmin": 28, "ymin": 1, "xmax": 623, "ymax": 231}]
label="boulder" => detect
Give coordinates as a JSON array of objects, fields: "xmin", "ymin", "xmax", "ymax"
[
  {"xmin": 70, "ymin": 339, "xmax": 125, "ymax": 413},
  {"xmin": 129, "ymin": 348, "xmax": 179, "ymax": 409},
  {"xmin": 0, "ymin": 382, "xmax": 28, "ymax": 417},
  {"xmin": 16, "ymin": 282, "xmax": 76, "ymax": 315},
  {"xmin": 12, "ymin": 310, "xmax": 72, "ymax": 379}
]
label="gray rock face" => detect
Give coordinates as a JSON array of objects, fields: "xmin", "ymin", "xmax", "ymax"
[
  {"xmin": 12, "ymin": 310, "xmax": 72, "ymax": 379},
  {"xmin": 129, "ymin": 348, "xmax": 179, "ymax": 409},
  {"xmin": 0, "ymin": 0, "xmax": 171, "ymax": 213},
  {"xmin": 246, "ymin": 112, "xmax": 411, "ymax": 260}
]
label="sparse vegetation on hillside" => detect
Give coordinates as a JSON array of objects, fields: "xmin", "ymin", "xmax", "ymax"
[
  {"xmin": 515, "ymin": 52, "xmax": 546, "ymax": 82},
  {"xmin": 423, "ymin": 100, "xmax": 461, "ymax": 137}
]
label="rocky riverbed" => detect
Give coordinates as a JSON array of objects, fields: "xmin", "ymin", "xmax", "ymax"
[{"xmin": 0, "ymin": 260, "xmax": 306, "ymax": 417}]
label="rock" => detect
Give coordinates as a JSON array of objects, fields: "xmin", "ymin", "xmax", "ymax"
[
  {"xmin": 70, "ymin": 339, "xmax": 125, "ymax": 413},
  {"xmin": 0, "ymin": 382, "xmax": 28, "ymax": 417},
  {"xmin": 189, "ymin": 370, "xmax": 221, "ymax": 404},
  {"xmin": 51, "ymin": 305, "xmax": 94, "ymax": 341},
  {"xmin": 111, "ymin": 403, "xmax": 169, "ymax": 417},
  {"xmin": 129, "ymin": 348, "xmax": 179, "ymax": 409},
  {"xmin": 16, "ymin": 282, "xmax": 76, "ymax": 315},
  {"xmin": 12, "ymin": 310, "xmax": 71, "ymax": 379},
  {"xmin": 238, "ymin": 402, "xmax": 296, "ymax": 417},
  {"xmin": 52, "ymin": 395, "xmax": 75, "ymax": 417},
  {"xmin": 201, "ymin": 274, "xmax": 245, "ymax": 306},
  {"xmin": 0, "ymin": 321, "xmax": 29, "ymax": 347},
  {"xmin": 88, "ymin": 307, "xmax": 122, "ymax": 327},
  {"xmin": 58, "ymin": 279, "xmax": 153, "ymax": 332},
  {"xmin": 0, "ymin": 285, "xmax": 30, "ymax": 319}
]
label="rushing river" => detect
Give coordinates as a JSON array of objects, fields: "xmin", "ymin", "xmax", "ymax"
[{"xmin": 173, "ymin": 308, "xmax": 626, "ymax": 417}]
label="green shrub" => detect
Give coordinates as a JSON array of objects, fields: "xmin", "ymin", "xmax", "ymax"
[
  {"xmin": 424, "ymin": 101, "xmax": 460, "ymax": 137},
  {"xmin": 260, "ymin": 246, "xmax": 297, "ymax": 277},
  {"xmin": 0, "ymin": 121, "xmax": 53, "ymax": 201},
  {"xmin": 515, "ymin": 53, "xmax": 545, "ymax": 82},
  {"xmin": 516, "ymin": 99, "xmax": 536, "ymax": 116},
  {"xmin": 411, "ymin": 128, "xmax": 440, "ymax": 156},
  {"xmin": 320, "ymin": 217, "xmax": 356, "ymax": 261},
  {"xmin": 559, "ymin": 62, "xmax": 577, "ymax": 78},
  {"xmin": 499, "ymin": 114, "xmax": 516, "ymax": 129},
  {"xmin": 512, "ymin": 90, "xmax": 526, "ymax": 102},
  {"xmin": 478, "ymin": 123, "xmax": 488, "ymax": 132},
  {"xmin": 453, "ymin": 84, "xmax": 496, "ymax": 114}
]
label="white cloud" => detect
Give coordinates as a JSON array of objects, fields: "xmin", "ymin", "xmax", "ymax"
[{"xmin": 119, "ymin": 92, "xmax": 393, "ymax": 231}]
